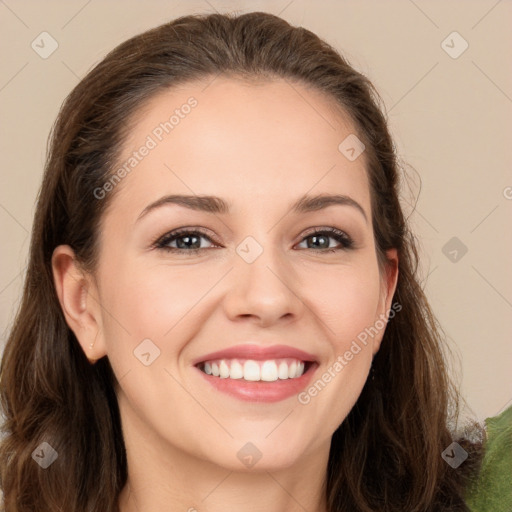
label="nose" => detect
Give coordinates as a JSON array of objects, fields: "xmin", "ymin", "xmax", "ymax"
[{"xmin": 222, "ymin": 238, "xmax": 304, "ymax": 327}]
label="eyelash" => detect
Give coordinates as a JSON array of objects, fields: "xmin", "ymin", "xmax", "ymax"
[{"xmin": 152, "ymin": 227, "xmax": 354, "ymax": 254}]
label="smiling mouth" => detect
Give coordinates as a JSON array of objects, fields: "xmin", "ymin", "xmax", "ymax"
[{"xmin": 196, "ymin": 357, "xmax": 314, "ymax": 382}]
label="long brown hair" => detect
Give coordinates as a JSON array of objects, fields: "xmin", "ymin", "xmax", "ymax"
[{"xmin": 0, "ymin": 11, "xmax": 483, "ymax": 511}]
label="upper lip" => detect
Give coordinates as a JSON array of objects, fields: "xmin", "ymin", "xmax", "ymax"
[{"xmin": 192, "ymin": 344, "xmax": 318, "ymax": 366}]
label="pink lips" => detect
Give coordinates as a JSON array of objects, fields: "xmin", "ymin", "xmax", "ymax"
[
  {"xmin": 192, "ymin": 344, "xmax": 319, "ymax": 403},
  {"xmin": 192, "ymin": 344, "xmax": 318, "ymax": 366}
]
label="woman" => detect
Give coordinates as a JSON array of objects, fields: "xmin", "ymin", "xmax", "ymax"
[{"xmin": 0, "ymin": 11, "xmax": 483, "ymax": 511}]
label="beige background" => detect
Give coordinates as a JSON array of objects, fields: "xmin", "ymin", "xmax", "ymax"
[{"xmin": 1, "ymin": 0, "xmax": 511, "ymax": 424}]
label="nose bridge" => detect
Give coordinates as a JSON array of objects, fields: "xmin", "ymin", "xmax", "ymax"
[
  {"xmin": 235, "ymin": 232, "xmax": 289, "ymax": 291},
  {"xmin": 223, "ymin": 231, "xmax": 302, "ymax": 323}
]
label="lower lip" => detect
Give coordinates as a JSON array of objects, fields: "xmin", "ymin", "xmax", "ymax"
[{"xmin": 194, "ymin": 363, "xmax": 318, "ymax": 403}]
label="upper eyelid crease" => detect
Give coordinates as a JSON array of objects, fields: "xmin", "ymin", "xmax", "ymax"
[{"xmin": 136, "ymin": 193, "xmax": 368, "ymax": 224}]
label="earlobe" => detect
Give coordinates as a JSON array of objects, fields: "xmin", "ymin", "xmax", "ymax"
[{"xmin": 51, "ymin": 245, "xmax": 107, "ymax": 364}]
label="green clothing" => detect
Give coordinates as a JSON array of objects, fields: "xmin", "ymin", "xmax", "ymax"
[{"xmin": 466, "ymin": 404, "xmax": 512, "ymax": 512}]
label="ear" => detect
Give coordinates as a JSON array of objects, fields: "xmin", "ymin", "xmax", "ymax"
[
  {"xmin": 51, "ymin": 245, "xmax": 107, "ymax": 364},
  {"xmin": 372, "ymin": 248, "xmax": 399, "ymax": 356}
]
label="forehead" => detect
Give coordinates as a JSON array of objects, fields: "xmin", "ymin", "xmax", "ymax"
[{"xmin": 108, "ymin": 76, "xmax": 371, "ymax": 218}]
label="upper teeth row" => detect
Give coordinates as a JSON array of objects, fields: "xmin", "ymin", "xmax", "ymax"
[{"xmin": 202, "ymin": 358, "xmax": 306, "ymax": 381}]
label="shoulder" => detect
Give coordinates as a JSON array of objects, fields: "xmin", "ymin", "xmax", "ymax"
[{"xmin": 464, "ymin": 405, "xmax": 512, "ymax": 512}]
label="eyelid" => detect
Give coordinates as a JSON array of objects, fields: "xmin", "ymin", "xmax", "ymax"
[{"xmin": 152, "ymin": 227, "xmax": 221, "ymax": 250}]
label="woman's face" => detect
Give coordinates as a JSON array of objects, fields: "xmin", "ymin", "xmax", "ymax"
[{"xmin": 73, "ymin": 77, "xmax": 397, "ymax": 471}]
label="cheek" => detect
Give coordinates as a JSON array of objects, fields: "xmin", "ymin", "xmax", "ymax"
[
  {"xmin": 99, "ymin": 260, "xmax": 216, "ymax": 351},
  {"xmin": 304, "ymin": 259, "xmax": 382, "ymax": 346},
  {"xmin": 293, "ymin": 261, "xmax": 382, "ymax": 442}
]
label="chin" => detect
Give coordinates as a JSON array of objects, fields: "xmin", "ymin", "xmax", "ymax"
[{"xmin": 203, "ymin": 436, "xmax": 311, "ymax": 473}]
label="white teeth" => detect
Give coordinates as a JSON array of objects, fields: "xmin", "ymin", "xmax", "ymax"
[
  {"xmin": 219, "ymin": 360, "xmax": 230, "ymax": 378},
  {"xmin": 278, "ymin": 362, "xmax": 289, "ymax": 379},
  {"xmin": 199, "ymin": 358, "xmax": 308, "ymax": 382},
  {"xmin": 243, "ymin": 360, "xmax": 260, "ymax": 381},
  {"xmin": 261, "ymin": 361, "xmax": 278, "ymax": 381},
  {"xmin": 229, "ymin": 360, "xmax": 244, "ymax": 379}
]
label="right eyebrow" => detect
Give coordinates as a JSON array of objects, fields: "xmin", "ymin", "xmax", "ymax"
[{"xmin": 137, "ymin": 195, "xmax": 230, "ymax": 222}]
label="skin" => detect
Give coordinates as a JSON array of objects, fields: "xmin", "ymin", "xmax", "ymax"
[{"xmin": 52, "ymin": 77, "xmax": 398, "ymax": 512}]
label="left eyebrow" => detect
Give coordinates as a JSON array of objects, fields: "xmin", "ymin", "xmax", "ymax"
[
  {"xmin": 291, "ymin": 193, "xmax": 368, "ymax": 223},
  {"xmin": 136, "ymin": 193, "xmax": 368, "ymax": 224}
]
